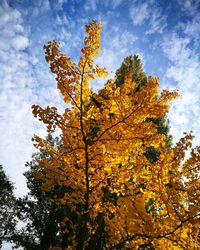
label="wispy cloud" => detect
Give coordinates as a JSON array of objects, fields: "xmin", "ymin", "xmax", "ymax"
[
  {"xmin": 145, "ymin": 7, "xmax": 167, "ymax": 34},
  {"xmin": 0, "ymin": 3, "xmax": 29, "ymax": 51},
  {"xmin": 175, "ymin": 0, "xmax": 200, "ymax": 16},
  {"xmin": 129, "ymin": 0, "xmax": 167, "ymax": 34},
  {"xmin": 84, "ymin": 0, "xmax": 123, "ymax": 12},
  {"xmin": 0, "ymin": 0, "xmax": 33, "ymax": 196},
  {"xmin": 52, "ymin": 0, "xmax": 68, "ymax": 10},
  {"xmin": 0, "ymin": 0, "xmax": 67, "ymax": 197},
  {"xmin": 111, "ymin": 0, "xmax": 123, "ymax": 9},
  {"xmin": 176, "ymin": 15, "xmax": 200, "ymax": 50},
  {"xmin": 162, "ymin": 32, "xmax": 200, "ymax": 145},
  {"xmin": 84, "ymin": 0, "xmax": 99, "ymax": 11},
  {"xmin": 130, "ymin": 2, "xmax": 149, "ymax": 25}
]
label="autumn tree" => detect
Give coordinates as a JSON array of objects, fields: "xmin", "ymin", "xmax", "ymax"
[{"xmin": 32, "ymin": 20, "xmax": 200, "ymax": 249}]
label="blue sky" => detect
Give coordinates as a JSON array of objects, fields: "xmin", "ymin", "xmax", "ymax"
[{"xmin": 0, "ymin": 0, "xmax": 200, "ymax": 201}]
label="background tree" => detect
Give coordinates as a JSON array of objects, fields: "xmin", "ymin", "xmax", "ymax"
[
  {"xmin": 31, "ymin": 20, "xmax": 200, "ymax": 249},
  {"xmin": 0, "ymin": 165, "xmax": 16, "ymax": 248},
  {"xmin": 115, "ymin": 55, "xmax": 147, "ymax": 90},
  {"xmin": 114, "ymin": 55, "xmax": 172, "ymax": 148},
  {"xmin": 12, "ymin": 134, "xmax": 70, "ymax": 250}
]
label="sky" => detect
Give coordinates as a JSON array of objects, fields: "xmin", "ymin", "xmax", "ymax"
[{"xmin": 0, "ymin": 0, "xmax": 200, "ymax": 201}]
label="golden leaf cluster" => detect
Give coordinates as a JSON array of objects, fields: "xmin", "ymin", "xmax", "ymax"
[{"xmin": 32, "ymin": 20, "xmax": 200, "ymax": 249}]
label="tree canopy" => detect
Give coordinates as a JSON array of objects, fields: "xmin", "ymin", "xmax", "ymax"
[
  {"xmin": 31, "ymin": 20, "xmax": 200, "ymax": 249},
  {"xmin": 12, "ymin": 135, "xmax": 65, "ymax": 249},
  {"xmin": 0, "ymin": 165, "xmax": 16, "ymax": 248},
  {"xmin": 114, "ymin": 55, "xmax": 147, "ymax": 90}
]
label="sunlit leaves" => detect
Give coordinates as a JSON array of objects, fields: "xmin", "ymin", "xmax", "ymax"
[{"xmin": 32, "ymin": 20, "xmax": 200, "ymax": 249}]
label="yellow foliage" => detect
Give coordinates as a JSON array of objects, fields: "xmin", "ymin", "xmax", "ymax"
[{"xmin": 32, "ymin": 20, "xmax": 200, "ymax": 249}]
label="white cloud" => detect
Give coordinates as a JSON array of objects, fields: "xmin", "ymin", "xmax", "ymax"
[
  {"xmin": 55, "ymin": 14, "xmax": 69, "ymax": 25},
  {"xmin": 0, "ymin": 1, "xmax": 50, "ymax": 197},
  {"xmin": 43, "ymin": 0, "xmax": 50, "ymax": 10},
  {"xmin": 12, "ymin": 35, "xmax": 29, "ymax": 50},
  {"xmin": 84, "ymin": 0, "xmax": 122, "ymax": 11},
  {"xmin": 111, "ymin": 0, "xmax": 123, "ymax": 9},
  {"xmin": 145, "ymin": 8, "xmax": 167, "ymax": 34},
  {"xmin": 111, "ymin": 30, "xmax": 138, "ymax": 53},
  {"xmin": 129, "ymin": 1, "xmax": 167, "ymax": 35},
  {"xmin": 184, "ymin": 16, "xmax": 200, "ymax": 38},
  {"xmin": 84, "ymin": 0, "xmax": 98, "ymax": 11},
  {"xmin": 0, "ymin": 0, "xmax": 76, "ymax": 207},
  {"xmin": 163, "ymin": 35, "xmax": 191, "ymax": 63},
  {"xmin": 52, "ymin": 0, "xmax": 68, "ymax": 10},
  {"xmin": 162, "ymin": 33, "xmax": 200, "ymax": 145},
  {"xmin": 163, "ymin": 34, "xmax": 199, "ymax": 89},
  {"xmin": 26, "ymin": 0, "xmax": 51, "ymax": 15},
  {"xmin": 130, "ymin": 2, "xmax": 149, "ymax": 25},
  {"xmin": 34, "ymin": 0, "xmax": 51, "ymax": 11},
  {"xmin": 95, "ymin": 48, "xmax": 119, "ymax": 73},
  {"xmin": 0, "ymin": 2, "xmax": 28, "ymax": 51},
  {"xmin": 176, "ymin": 0, "xmax": 200, "ymax": 16},
  {"xmin": 0, "ymin": 0, "xmax": 74, "ymax": 196},
  {"xmin": 175, "ymin": 15, "xmax": 200, "ymax": 49}
]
